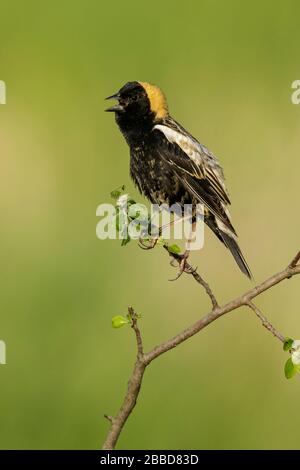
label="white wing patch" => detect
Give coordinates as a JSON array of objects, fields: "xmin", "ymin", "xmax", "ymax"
[
  {"xmin": 154, "ymin": 124, "xmax": 203, "ymax": 166},
  {"xmin": 154, "ymin": 123, "xmax": 230, "ymax": 205}
]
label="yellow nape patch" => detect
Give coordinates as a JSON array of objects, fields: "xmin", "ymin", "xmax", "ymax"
[{"xmin": 139, "ymin": 82, "xmax": 168, "ymax": 120}]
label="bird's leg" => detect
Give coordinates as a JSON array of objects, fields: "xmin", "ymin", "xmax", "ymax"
[
  {"xmin": 169, "ymin": 250, "xmax": 191, "ymax": 281},
  {"xmin": 138, "ymin": 217, "xmax": 179, "ymax": 250},
  {"xmin": 169, "ymin": 221, "xmax": 197, "ymax": 281},
  {"xmin": 138, "ymin": 236, "xmax": 158, "ymax": 250}
]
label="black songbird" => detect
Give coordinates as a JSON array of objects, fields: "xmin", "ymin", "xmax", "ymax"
[{"xmin": 106, "ymin": 81, "xmax": 252, "ymax": 279}]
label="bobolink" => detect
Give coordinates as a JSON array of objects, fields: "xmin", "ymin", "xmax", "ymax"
[{"xmin": 106, "ymin": 81, "xmax": 251, "ymax": 279}]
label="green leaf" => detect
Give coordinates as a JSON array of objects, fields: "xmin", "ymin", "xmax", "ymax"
[
  {"xmin": 121, "ymin": 234, "xmax": 131, "ymax": 246},
  {"xmin": 111, "ymin": 190, "xmax": 121, "ymax": 200},
  {"xmin": 127, "ymin": 198, "xmax": 136, "ymax": 206},
  {"xmin": 110, "ymin": 185, "xmax": 126, "ymax": 200},
  {"xmin": 168, "ymin": 244, "xmax": 181, "ymax": 254},
  {"xmin": 112, "ymin": 315, "xmax": 129, "ymax": 329},
  {"xmin": 284, "ymin": 358, "xmax": 299, "ymax": 379},
  {"xmin": 128, "ymin": 203, "xmax": 148, "ymax": 222},
  {"xmin": 115, "ymin": 208, "xmax": 120, "ymax": 231},
  {"xmin": 283, "ymin": 338, "xmax": 294, "ymax": 352}
]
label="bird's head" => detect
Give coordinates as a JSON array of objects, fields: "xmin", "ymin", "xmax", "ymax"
[{"xmin": 105, "ymin": 81, "xmax": 168, "ymax": 123}]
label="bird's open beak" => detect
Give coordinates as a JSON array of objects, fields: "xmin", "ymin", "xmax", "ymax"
[{"xmin": 105, "ymin": 93, "xmax": 124, "ymax": 112}]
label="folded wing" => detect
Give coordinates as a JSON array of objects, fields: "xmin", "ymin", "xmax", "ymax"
[{"xmin": 153, "ymin": 118, "xmax": 236, "ymax": 235}]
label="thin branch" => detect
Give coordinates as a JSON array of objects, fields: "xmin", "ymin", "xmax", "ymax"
[
  {"xmin": 102, "ymin": 251, "xmax": 300, "ymax": 449},
  {"xmin": 128, "ymin": 306, "xmax": 143, "ymax": 358},
  {"xmin": 102, "ymin": 308, "xmax": 146, "ymax": 450},
  {"xmin": 102, "ymin": 360, "xmax": 146, "ymax": 450},
  {"xmin": 246, "ymin": 301, "xmax": 285, "ymax": 343},
  {"xmin": 164, "ymin": 245, "xmax": 219, "ymax": 309},
  {"xmin": 144, "ymin": 260, "xmax": 300, "ymax": 363},
  {"xmin": 289, "ymin": 251, "xmax": 300, "ymax": 269},
  {"xmin": 104, "ymin": 415, "xmax": 114, "ymax": 424},
  {"xmin": 190, "ymin": 267, "xmax": 219, "ymax": 309}
]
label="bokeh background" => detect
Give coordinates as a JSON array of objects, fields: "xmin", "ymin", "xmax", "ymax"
[{"xmin": 0, "ymin": 0, "xmax": 299, "ymax": 450}]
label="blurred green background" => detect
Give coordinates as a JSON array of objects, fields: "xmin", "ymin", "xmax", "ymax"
[{"xmin": 0, "ymin": 0, "xmax": 299, "ymax": 450}]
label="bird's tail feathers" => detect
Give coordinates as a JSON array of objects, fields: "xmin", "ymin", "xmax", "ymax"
[{"xmin": 220, "ymin": 231, "xmax": 252, "ymax": 279}]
